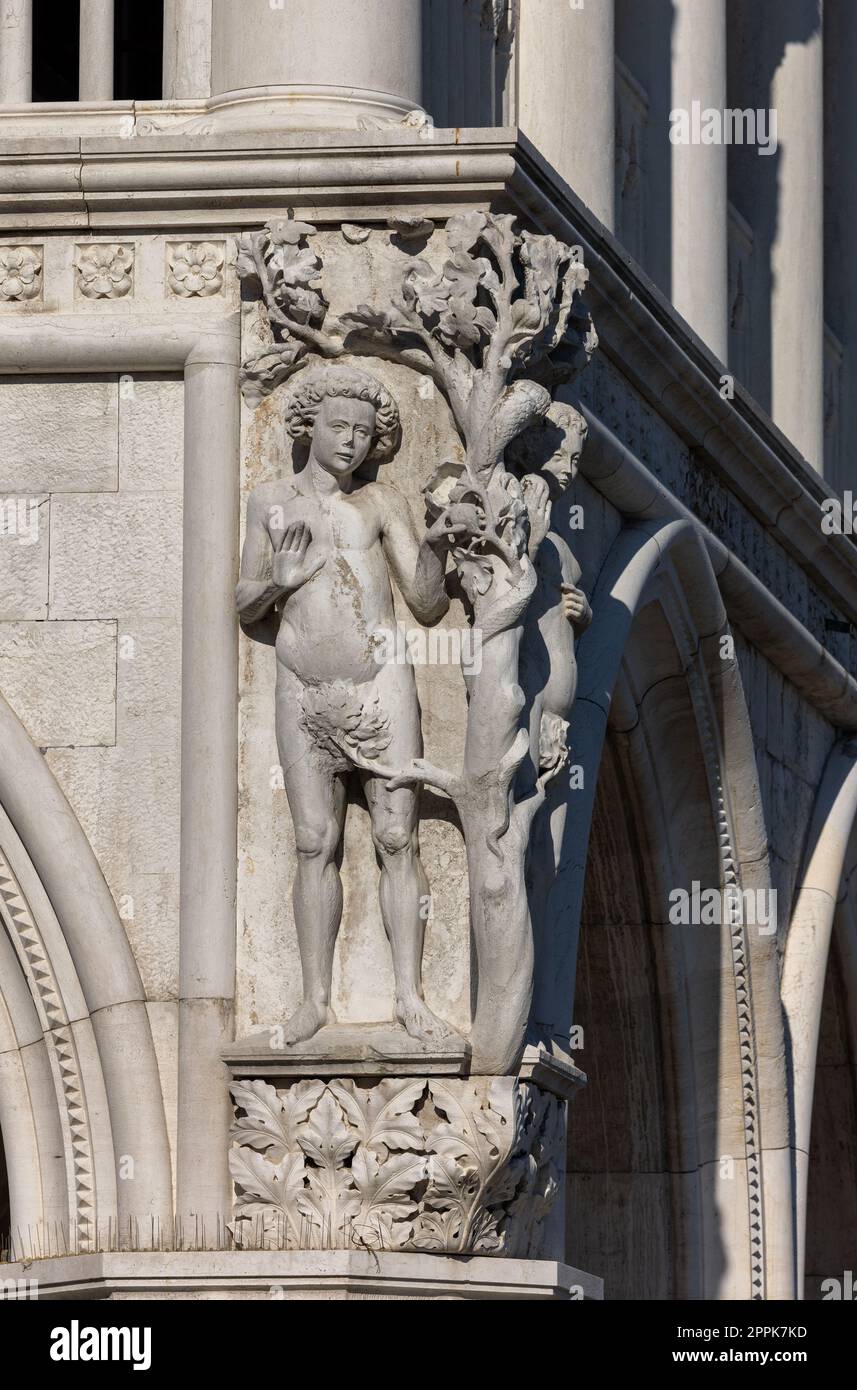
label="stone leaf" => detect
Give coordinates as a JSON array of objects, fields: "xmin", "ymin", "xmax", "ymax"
[
  {"xmin": 297, "ymin": 1171, "xmax": 362, "ymax": 1248},
  {"xmin": 240, "ymin": 342, "xmax": 307, "ymax": 407},
  {"xmin": 229, "ymin": 1145, "xmax": 305, "ymax": 1213},
  {"xmin": 297, "ymin": 1088, "xmax": 359, "ymax": 1168},
  {"xmin": 427, "ymin": 1079, "xmax": 510, "ymax": 1177},
  {"xmin": 410, "ymin": 1206, "xmax": 463, "ymax": 1251},
  {"xmin": 350, "ymin": 1146, "xmax": 426, "ymax": 1212},
  {"xmin": 230, "ymin": 1076, "xmax": 325, "ymax": 1155},
  {"xmin": 327, "ymin": 1077, "xmax": 426, "ymax": 1153},
  {"xmin": 300, "ymin": 680, "xmax": 393, "ymax": 765},
  {"xmin": 229, "ymin": 1078, "xmax": 289, "ymax": 1153}
]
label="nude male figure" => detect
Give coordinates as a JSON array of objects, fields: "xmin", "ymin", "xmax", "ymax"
[{"xmin": 236, "ymin": 365, "xmax": 465, "ymax": 1045}]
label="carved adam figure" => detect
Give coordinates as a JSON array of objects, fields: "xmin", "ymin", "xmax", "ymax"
[{"xmin": 236, "ymin": 365, "xmax": 462, "ymax": 1046}]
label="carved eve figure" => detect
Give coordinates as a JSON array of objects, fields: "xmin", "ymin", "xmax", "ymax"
[
  {"xmin": 509, "ymin": 402, "xmax": 592, "ymax": 1044},
  {"xmin": 236, "ymin": 365, "xmax": 466, "ymax": 1046}
]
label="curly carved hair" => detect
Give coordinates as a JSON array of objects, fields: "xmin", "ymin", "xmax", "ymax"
[{"xmin": 284, "ymin": 365, "xmax": 401, "ymax": 462}]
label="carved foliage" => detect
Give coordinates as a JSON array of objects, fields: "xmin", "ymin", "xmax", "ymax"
[
  {"xmin": 229, "ymin": 1075, "xmax": 563, "ymax": 1256},
  {"xmin": 299, "ymin": 680, "xmax": 393, "ymax": 773}
]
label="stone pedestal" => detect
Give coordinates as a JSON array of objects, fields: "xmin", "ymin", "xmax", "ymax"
[
  {"xmin": 0, "ymin": 1250, "xmax": 602, "ymax": 1300},
  {"xmin": 220, "ymin": 1031, "xmax": 591, "ymax": 1295}
]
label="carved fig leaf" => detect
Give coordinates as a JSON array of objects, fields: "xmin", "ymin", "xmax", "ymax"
[
  {"xmin": 475, "ymin": 211, "xmax": 518, "ymax": 261},
  {"xmin": 402, "ymin": 259, "xmax": 450, "ymax": 317},
  {"xmin": 267, "ymin": 218, "xmax": 317, "ymax": 246},
  {"xmin": 240, "ymin": 341, "xmax": 307, "ymax": 408},
  {"xmin": 327, "ymin": 1078, "xmax": 426, "ymax": 1152},
  {"xmin": 446, "ymin": 210, "xmax": 490, "ymax": 256},
  {"xmin": 520, "ymin": 232, "xmax": 565, "ymax": 316},
  {"xmin": 454, "ymin": 551, "xmax": 495, "ymax": 603},
  {"xmin": 234, "ymin": 231, "xmax": 266, "ymax": 284},
  {"xmin": 300, "ymin": 680, "xmax": 393, "ymax": 766},
  {"xmin": 339, "ymin": 303, "xmax": 393, "ymax": 335}
]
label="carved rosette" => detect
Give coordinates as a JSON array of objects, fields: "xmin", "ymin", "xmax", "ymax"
[
  {"xmin": 75, "ymin": 243, "xmax": 134, "ymax": 299},
  {"xmin": 0, "ymin": 245, "xmax": 42, "ymax": 301},
  {"xmin": 167, "ymin": 240, "xmax": 225, "ymax": 297},
  {"xmin": 228, "ymin": 1075, "xmax": 565, "ymax": 1257}
]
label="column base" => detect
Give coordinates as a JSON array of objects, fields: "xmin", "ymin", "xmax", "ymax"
[
  {"xmin": 181, "ymin": 86, "xmax": 430, "ymax": 136},
  {"xmin": 223, "ymin": 1031, "xmax": 576, "ymax": 1262},
  {"xmin": 0, "ymin": 1250, "xmax": 602, "ymax": 1300}
]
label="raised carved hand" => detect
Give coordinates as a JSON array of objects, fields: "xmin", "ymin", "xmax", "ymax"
[{"xmin": 271, "ymin": 521, "xmax": 326, "ymax": 592}]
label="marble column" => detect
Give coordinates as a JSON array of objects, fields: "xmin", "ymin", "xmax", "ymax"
[
  {"xmin": 823, "ymin": 0, "xmax": 857, "ymax": 492},
  {"xmin": 163, "ymin": 0, "xmax": 211, "ymax": 99},
  {"xmin": 176, "ymin": 346, "xmax": 240, "ymax": 1240},
  {"xmin": 208, "ymin": 0, "xmax": 424, "ymax": 130},
  {"xmin": 769, "ymin": 2, "xmax": 824, "ymax": 470},
  {"xmin": 0, "ymin": 0, "xmax": 32, "ymax": 103},
  {"xmin": 671, "ymin": 0, "xmax": 729, "ymax": 363},
  {"xmin": 78, "ymin": 0, "xmax": 114, "ymax": 102},
  {"xmin": 517, "ymin": 0, "xmax": 615, "ymax": 229}
]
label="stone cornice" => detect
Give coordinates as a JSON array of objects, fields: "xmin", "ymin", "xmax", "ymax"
[{"xmin": 1, "ymin": 123, "xmax": 855, "ymax": 626}]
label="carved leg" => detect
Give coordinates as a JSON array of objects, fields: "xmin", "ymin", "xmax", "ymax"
[
  {"xmin": 363, "ymin": 772, "xmax": 454, "ymax": 1044},
  {"xmin": 277, "ymin": 678, "xmax": 345, "ymax": 1043}
]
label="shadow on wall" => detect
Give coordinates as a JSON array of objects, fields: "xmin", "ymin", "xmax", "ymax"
[
  {"xmin": 726, "ymin": 0, "xmax": 822, "ymax": 413},
  {"xmin": 0, "ymin": 1130, "xmax": 8, "ymax": 1258},
  {"xmin": 563, "ymin": 594, "xmax": 733, "ymax": 1299},
  {"xmin": 804, "ymin": 899, "xmax": 857, "ymax": 1299},
  {"xmin": 421, "ymin": 0, "xmax": 515, "ymax": 128},
  {"xmin": 615, "ymin": 0, "xmax": 675, "ymax": 298}
]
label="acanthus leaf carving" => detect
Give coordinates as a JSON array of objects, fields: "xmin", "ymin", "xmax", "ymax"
[{"xmin": 228, "ymin": 1075, "xmax": 564, "ymax": 1257}]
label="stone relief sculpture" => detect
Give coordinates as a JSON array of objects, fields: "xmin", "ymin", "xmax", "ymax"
[
  {"xmin": 228, "ymin": 1074, "xmax": 563, "ymax": 1256},
  {"xmin": 236, "ymin": 365, "xmax": 473, "ymax": 1046},
  {"xmin": 507, "ymin": 403, "xmax": 592, "ymax": 1043},
  {"xmin": 236, "ymin": 210, "xmax": 596, "ymax": 1076}
]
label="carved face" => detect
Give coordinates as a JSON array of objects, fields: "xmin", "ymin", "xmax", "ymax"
[
  {"xmin": 310, "ymin": 395, "xmax": 377, "ymax": 477},
  {"xmin": 542, "ymin": 418, "xmax": 586, "ymax": 492}
]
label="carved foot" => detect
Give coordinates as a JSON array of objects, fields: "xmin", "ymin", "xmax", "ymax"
[
  {"xmin": 395, "ymin": 994, "xmax": 457, "ymax": 1046},
  {"xmin": 281, "ymin": 999, "xmax": 337, "ymax": 1045}
]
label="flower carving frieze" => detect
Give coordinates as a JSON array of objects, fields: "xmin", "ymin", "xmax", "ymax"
[
  {"xmin": 75, "ymin": 243, "xmax": 134, "ymax": 299},
  {"xmin": 228, "ymin": 1075, "xmax": 564, "ymax": 1257},
  {"xmin": 0, "ymin": 245, "xmax": 42, "ymax": 301},
  {"xmin": 0, "ymin": 240, "xmax": 232, "ymax": 304},
  {"xmin": 167, "ymin": 241, "xmax": 225, "ymax": 298}
]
